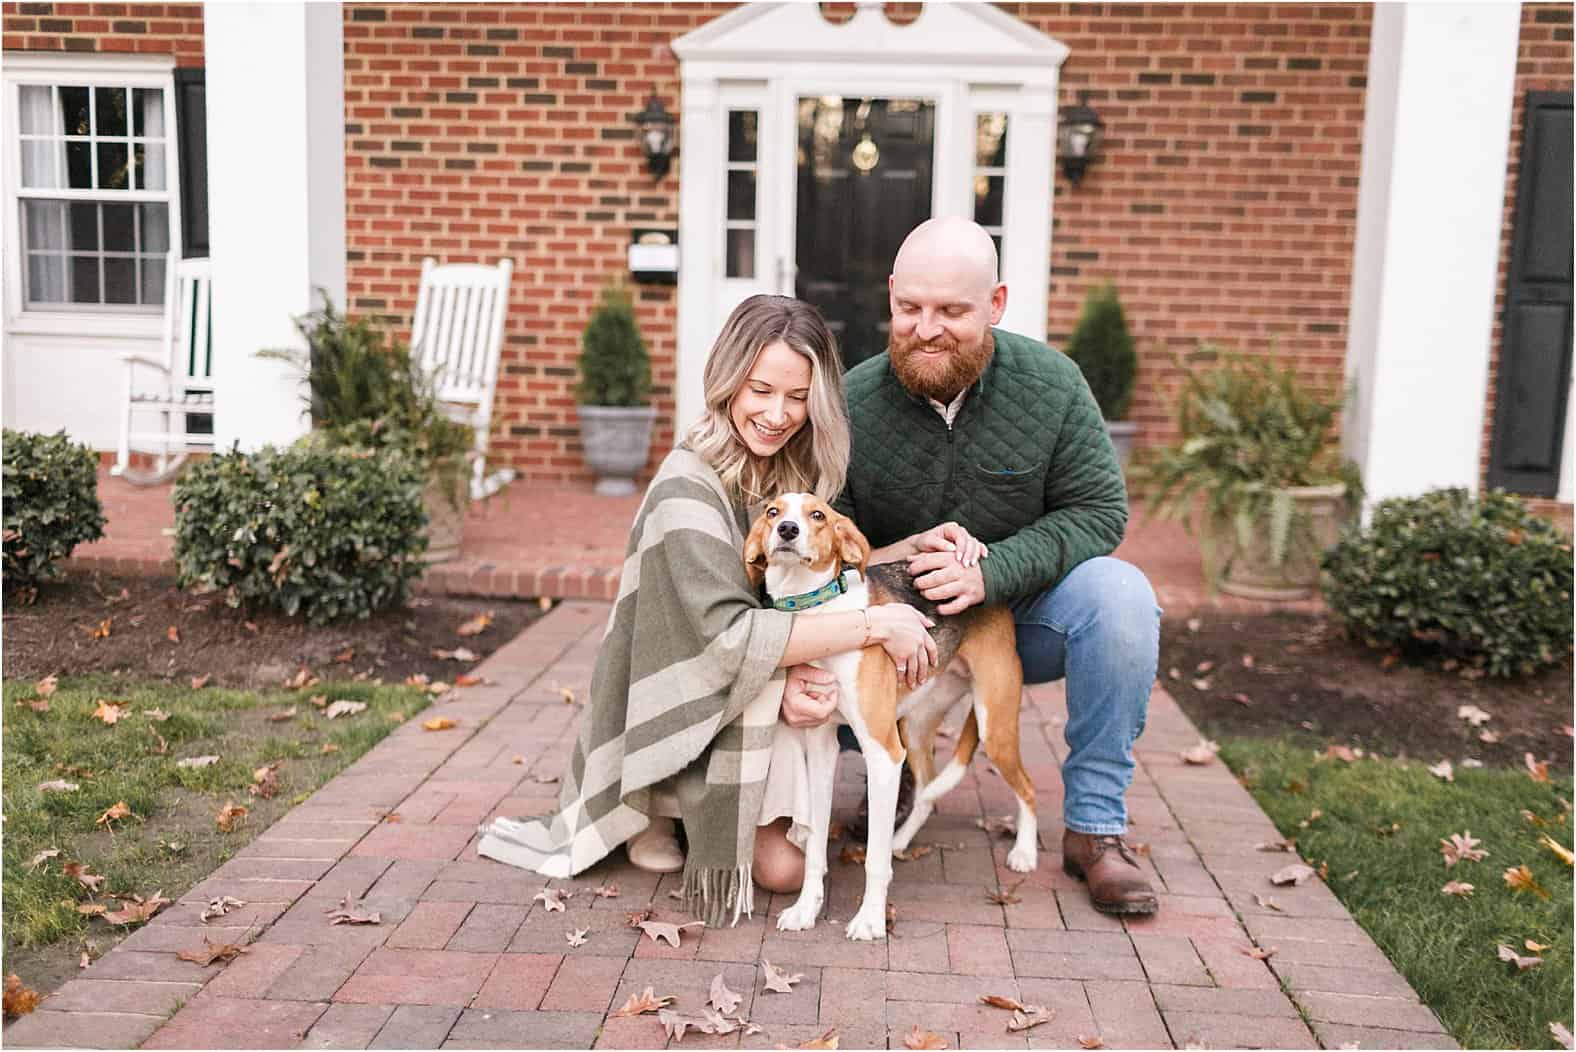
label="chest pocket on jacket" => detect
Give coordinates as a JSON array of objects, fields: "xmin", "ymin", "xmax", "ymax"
[{"xmin": 968, "ymin": 461, "xmax": 1044, "ymax": 533}]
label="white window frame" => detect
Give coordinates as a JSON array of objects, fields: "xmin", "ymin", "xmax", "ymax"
[{"xmin": 2, "ymin": 52, "xmax": 182, "ymax": 338}]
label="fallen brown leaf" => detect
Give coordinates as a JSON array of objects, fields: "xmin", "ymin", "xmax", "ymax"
[
  {"xmin": 1007, "ymin": 1006, "xmax": 1055, "ymax": 1032},
  {"xmin": 26, "ymin": 848, "xmax": 60, "ymax": 870},
  {"xmin": 975, "ymin": 815, "xmax": 1016, "ymax": 837},
  {"xmin": 709, "ymin": 972, "xmax": 742, "ymax": 1014},
  {"xmin": 323, "ymin": 894, "xmax": 382, "ymax": 925},
  {"xmin": 1539, "ymin": 835, "xmax": 1574, "ymax": 867},
  {"xmin": 1497, "ymin": 943, "xmax": 1544, "ymax": 971},
  {"xmin": 323, "ymin": 700, "xmax": 367, "ymax": 720},
  {"xmin": 92, "ymin": 700, "xmax": 128, "ymax": 725},
  {"xmin": 795, "ymin": 1026, "xmax": 839, "ymax": 1049},
  {"xmin": 268, "ymin": 707, "xmax": 297, "ymax": 722},
  {"xmin": 102, "ymin": 891, "xmax": 170, "ymax": 925},
  {"xmin": 96, "ymin": 800, "xmax": 134, "ymax": 828},
  {"xmin": 201, "ymin": 896, "xmax": 247, "ymax": 923},
  {"xmin": 1270, "ymin": 864, "xmax": 1316, "ymax": 887},
  {"xmin": 761, "ymin": 958, "xmax": 805, "ymax": 993},
  {"xmin": 593, "ymin": 882, "xmax": 620, "ymax": 899},
  {"xmin": 63, "ymin": 861, "xmax": 105, "ymax": 892},
  {"xmin": 456, "ymin": 610, "xmax": 494, "ymax": 637},
  {"xmin": 321, "ymin": 742, "xmax": 339, "ymax": 754},
  {"xmin": 635, "ymin": 919, "xmax": 702, "ymax": 948},
  {"xmin": 903, "ymin": 1024, "xmax": 948, "ymax": 1049},
  {"xmin": 1504, "ymin": 864, "xmax": 1551, "ymax": 900},
  {"xmin": 986, "ymin": 879, "xmax": 1025, "ymax": 906},
  {"xmin": 215, "ymin": 801, "xmax": 248, "ymax": 832},
  {"xmin": 422, "ymin": 717, "xmax": 457, "ymax": 731},
  {"xmin": 1427, "ymin": 759, "xmax": 1455, "ymax": 783},
  {"xmin": 1441, "ymin": 881, "xmax": 1475, "ymax": 897},
  {"xmin": 16, "ymin": 697, "xmax": 49, "ymax": 713},
  {"xmin": 249, "ymin": 762, "xmax": 281, "ymax": 799},
  {"xmin": 35, "ymin": 675, "xmax": 58, "ymax": 698},
  {"xmin": 177, "ymin": 755, "xmax": 219, "ymax": 770},
  {"xmin": 1242, "ymin": 945, "xmax": 1277, "ymax": 960},
  {"xmin": 36, "ymin": 779, "xmax": 79, "ymax": 793},
  {"xmin": 455, "ymin": 674, "xmax": 485, "ymax": 688},
  {"xmin": 534, "ymin": 888, "xmax": 570, "ymax": 913},
  {"xmin": 166, "ymin": 625, "xmax": 181, "ymax": 644},
  {"xmin": 1180, "ymin": 739, "xmax": 1220, "ymax": 765},
  {"xmin": 1253, "ymin": 894, "xmax": 1284, "ymax": 912},
  {"xmin": 431, "ymin": 646, "xmax": 480, "ymax": 662},
  {"xmin": 839, "ymin": 844, "xmax": 867, "ymax": 865},
  {"xmin": 3, "ymin": 974, "xmax": 41, "ymax": 1018},
  {"xmin": 1078, "ymin": 1037, "xmax": 1106, "ymax": 1049},
  {"xmin": 893, "ymin": 843, "xmax": 934, "ymax": 862},
  {"xmin": 978, "ymin": 994, "xmax": 1029, "ymax": 1012},
  {"xmin": 190, "ymin": 674, "xmax": 211, "ymax": 689},
  {"xmin": 565, "ymin": 928, "xmax": 589, "ymax": 947},
  {"xmin": 1526, "ymin": 753, "xmax": 1552, "ymax": 783},
  {"xmin": 177, "ymin": 936, "xmax": 249, "ymax": 966},
  {"xmin": 611, "ymin": 985, "xmax": 674, "ymax": 1017},
  {"xmin": 285, "ymin": 666, "xmax": 318, "ymax": 690},
  {"xmin": 1441, "ymin": 832, "xmax": 1487, "ymax": 868}
]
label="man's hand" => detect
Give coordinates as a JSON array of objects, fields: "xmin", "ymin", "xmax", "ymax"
[
  {"xmin": 781, "ymin": 664, "xmax": 839, "ymax": 727},
  {"xmin": 911, "ymin": 521, "xmax": 989, "ymax": 567},
  {"xmin": 908, "ymin": 550, "xmax": 987, "ymax": 615}
]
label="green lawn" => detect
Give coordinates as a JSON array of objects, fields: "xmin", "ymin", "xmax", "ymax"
[
  {"xmin": 1222, "ymin": 738, "xmax": 1574, "ymax": 1051},
  {"xmin": 1, "ymin": 675, "xmax": 433, "ymax": 973}
]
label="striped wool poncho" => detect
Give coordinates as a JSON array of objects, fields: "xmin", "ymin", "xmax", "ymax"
[{"xmin": 477, "ymin": 446, "xmax": 794, "ymax": 926}]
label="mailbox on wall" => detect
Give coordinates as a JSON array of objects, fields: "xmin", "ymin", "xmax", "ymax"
[{"xmin": 629, "ymin": 228, "xmax": 679, "ymax": 284}]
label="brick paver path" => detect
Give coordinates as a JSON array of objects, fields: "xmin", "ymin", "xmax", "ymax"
[{"xmin": 4, "ymin": 602, "xmax": 1454, "ymax": 1050}]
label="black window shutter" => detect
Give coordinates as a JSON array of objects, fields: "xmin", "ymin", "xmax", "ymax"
[{"xmin": 174, "ymin": 68, "xmax": 209, "ymax": 259}]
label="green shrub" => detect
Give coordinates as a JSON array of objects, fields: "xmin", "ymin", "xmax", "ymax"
[
  {"xmin": 1321, "ymin": 488, "xmax": 1574, "ymax": 677},
  {"xmin": 1063, "ymin": 281, "xmax": 1137, "ymax": 420},
  {"xmin": 576, "ymin": 283, "xmax": 650, "ymax": 407},
  {"xmin": 2, "ymin": 430, "xmax": 107, "ymax": 589},
  {"xmin": 172, "ymin": 444, "xmax": 427, "ymax": 623}
]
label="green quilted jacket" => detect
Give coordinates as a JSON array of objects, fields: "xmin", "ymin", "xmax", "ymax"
[{"xmin": 834, "ymin": 327, "xmax": 1127, "ymax": 605}]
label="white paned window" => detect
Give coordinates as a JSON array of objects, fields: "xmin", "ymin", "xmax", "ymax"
[
  {"xmin": 12, "ymin": 73, "xmax": 177, "ymax": 311},
  {"xmin": 973, "ymin": 112, "xmax": 1007, "ymax": 266},
  {"xmin": 724, "ymin": 109, "xmax": 759, "ymax": 280}
]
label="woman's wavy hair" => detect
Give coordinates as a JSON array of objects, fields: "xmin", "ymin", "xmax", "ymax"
[{"xmin": 684, "ymin": 295, "xmax": 848, "ymax": 507}]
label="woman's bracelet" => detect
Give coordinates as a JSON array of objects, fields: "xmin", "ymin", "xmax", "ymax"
[{"xmin": 860, "ymin": 608, "xmax": 872, "ymax": 646}]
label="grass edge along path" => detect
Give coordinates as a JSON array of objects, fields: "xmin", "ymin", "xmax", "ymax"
[
  {"xmin": 1, "ymin": 674, "xmax": 435, "ymax": 988},
  {"xmin": 1221, "ymin": 737, "xmax": 1574, "ymax": 1051}
]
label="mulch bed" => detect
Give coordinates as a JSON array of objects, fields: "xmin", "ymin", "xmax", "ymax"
[
  {"xmin": 1160, "ymin": 610, "xmax": 1573, "ymax": 770},
  {"xmin": 3, "ymin": 572, "xmax": 547, "ymax": 689}
]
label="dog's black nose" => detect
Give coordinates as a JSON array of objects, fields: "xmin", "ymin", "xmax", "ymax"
[{"xmin": 776, "ymin": 520, "xmax": 799, "ymax": 541}]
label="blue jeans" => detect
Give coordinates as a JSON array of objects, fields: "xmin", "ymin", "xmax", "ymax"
[{"xmin": 1011, "ymin": 556, "xmax": 1160, "ymax": 836}]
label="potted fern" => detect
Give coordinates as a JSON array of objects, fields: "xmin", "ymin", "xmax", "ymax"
[
  {"xmin": 1130, "ymin": 345, "xmax": 1362, "ymax": 600},
  {"xmin": 1063, "ymin": 281, "xmax": 1139, "ymax": 467},
  {"xmin": 576, "ymin": 283, "xmax": 655, "ymax": 495}
]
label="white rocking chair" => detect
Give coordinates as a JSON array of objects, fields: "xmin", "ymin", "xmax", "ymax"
[
  {"xmin": 111, "ymin": 254, "xmax": 215, "ymax": 485},
  {"xmin": 409, "ymin": 256, "xmax": 516, "ymax": 501}
]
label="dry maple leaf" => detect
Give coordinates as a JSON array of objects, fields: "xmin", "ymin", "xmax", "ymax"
[
  {"xmin": 795, "ymin": 1026, "xmax": 839, "ymax": 1049},
  {"xmin": 63, "ymin": 861, "xmax": 105, "ymax": 892},
  {"xmin": 284, "ymin": 666, "xmax": 318, "ymax": 690},
  {"xmin": 36, "ymin": 779, "xmax": 79, "ymax": 793},
  {"xmin": 1427, "ymin": 759, "xmax": 1455, "ymax": 782},
  {"xmin": 1441, "ymin": 881, "xmax": 1475, "ymax": 897},
  {"xmin": 215, "ymin": 800, "xmax": 248, "ymax": 832},
  {"xmin": 1504, "ymin": 864, "xmax": 1552, "ymax": 899},
  {"xmin": 456, "ymin": 611, "xmax": 494, "ymax": 637},
  {"xmin": 636, "ymin": 919, "xmax": 702, "ymax": 947},
  {"xmin": 102, "ymin": 891, "xmax": 170, "ymax": 925},
  {"xmin": 626, "ymin": 908, "xmax": 653, "ymax": 925},
  {"xmin": 96, "ymin": 800, "xmax": 134, "ymax": 828},
  {"xmin": 534, "ymin": 887, "xmax": 569, "ymax": 913},
  {"xmin": 3, "ymin": 974, "xmax": 41, "ymax": 1019},
  {"xmin": 86, "ymin": 617, "xmax": 112, "ymax": 639},
  {"xmin": 1180, "ymin": 739, "xmax": 1220, "ymax": 765},
  {"xmin": 323, "ymin": 894, "xmax": 382, "ymax": 925},
  {"xmin": 1440, "ymin": 832, "xmax": 1487, "ymax": 868},
  {"xmin": 35, "ymin": 675, "xmax": 58, "ymax": 698},
  {"xmin": 201, "ymin": 896, "xmax": 246, "ymax": 923},
  {"xmin": 177, "ymin": 936, "xmax": 249, "ymax": 967},
  {"xmin": 1550, "ymin": 1022, "xmax": 1574, "ymax": 1050},
  {"xmin": 839, "ymin": 844, "xmax": 867, "ymax": 865},
  {"xmin": 903, "ymin": 1024, "xmax": 948, "ymax": 1049},
  {"xmin": 761, "ymin": 958, "xmax": 805, "ymax": 993},
  {"xmin": 1457, "ymin": 704, "xmax": 1492, "ymax": 727},
  {"xmin": 1078, "ymin": 1037, "xmax": 1106, "ymax": 1049},
  {"xmin": 1007, "ymin": 1006, "xmax": 1055, "ymax": 1032},
  {"xmin": 422, "ymin": 716, "xmax": 457, "ymax": 731},
  {"xmin": 709, "ymin": 972, "xmax": 742, "ymax": 1014},
  {"xmin": 323, "ymin": 700, "xmax": 367, "ymax": 720},
  {"xmin": 593, "ymin": 882, "xmax": 620, "ymax": 899},
  {"xmin": 76, "ymin": 903, "xmax": 107, "ymax": 916},
  {"xmin": 1539, "ymin": 835, "xmax": 1574, "ymax": 867},
  {"xmin": 979, "ymin": 994, "xmax": 1029, "ymax": 1012},
  {"xmin": 92, "ymin": 700, "xmax": 128, "ymax": 725},
  {"xmin": 249, "ymin": 762, "xmax": 281, "ymax": 799},
  {"xmin": 1526, "ymin": 938, "xmax": 1551, "ymax": 952},
  {"xmin": 986, "ymin": 879, "xmax": 1025, "ymax": 906},
  {"xmin": 1497, "ymin": 943, "xmax": 1544, "ymax": 971},
  {"xmin": 1270, "ymin": 863, "xmax": 1316, "ymax": 887},
  {"xmin": 659, "ymin": 1007, "xmax": 737, "ymax": 1042},
  {"xmin": 894, "ymin": 843, "xmax": 934, "ymax": 862},
  {"xmin": 1242, "ymin": 945, "xmax": 1277, "ymax": 960},
  {"xmin": 565, "ymin": 928, "xmax": 589, "ymax": 947},
  {"xmin": 1525, "ymin": 753, "xmax": 1552, "ymax": 783},
  {"xmin": 268, "ymin": 707, "xmax": 297, "ymax": 722},
  {"xmin": 612, "ymin": 986, "xmax": 675, "ymax": 1017},
  {"xmin": 190, "ymin": 673, "xmax": 211, "ymax": 689}
]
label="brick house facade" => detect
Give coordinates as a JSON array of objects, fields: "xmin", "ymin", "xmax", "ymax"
[{"xmin": 2, "ymin": 1, "xmax": 1571, "ymax": 510}]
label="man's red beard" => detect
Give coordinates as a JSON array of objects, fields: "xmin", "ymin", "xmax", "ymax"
[{"xmin": 888, "ymin": 328, "xmax": 995, "ymax": 403}]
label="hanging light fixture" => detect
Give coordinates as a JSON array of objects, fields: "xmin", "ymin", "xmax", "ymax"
[
  {"xmin": 630, "ymin": 94, "xmax": 677, "ymax": 180},
  {"xmin": 1057, "ymin": 91, "xmax": 1105, "ymax": 187}
]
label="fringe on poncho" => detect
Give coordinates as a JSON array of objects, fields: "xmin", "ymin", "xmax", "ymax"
[{"xmin": 477, "ymin": 446, "xmax": 792, "ymax": 926}]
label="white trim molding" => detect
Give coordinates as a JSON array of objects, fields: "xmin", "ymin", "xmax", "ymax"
[{"xmin": 670, "ymin": 2, "xmax": 1068, "ymax": 431}]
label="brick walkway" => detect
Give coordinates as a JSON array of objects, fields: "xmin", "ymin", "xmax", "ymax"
[{"xmin": 5, "ymin": 599, "xmax": 1456, "ymax": 1051}]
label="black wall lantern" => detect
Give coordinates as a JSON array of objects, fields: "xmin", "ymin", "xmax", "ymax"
[
  {"xmin": 631, "ymin": 94, "xmax": 677, "ymax": 180},
  {"xmin": 1057, "ymin": 91, "xmax": 1104, "ymax": 187}
]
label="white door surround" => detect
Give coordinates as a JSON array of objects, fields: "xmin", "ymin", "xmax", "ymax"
[{"xmin": 670, "ymin": 1, "xmax": 1069, "ymax": 432}]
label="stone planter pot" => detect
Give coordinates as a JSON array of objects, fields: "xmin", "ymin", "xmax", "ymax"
[
  {"xmin": 421, "ymin": 458, "xmax": 469, "ymax": 564},
  {"xmin": 1204, "ymin": 483, "xmax": 1350, "ymax": 601},
  {"xmin": 1104, "ymin": 419, "xmax": 1138, "ymax": 470},
  {"xmin": 578, "ymin": 404, "xmax": 657, "ymax": 496}
]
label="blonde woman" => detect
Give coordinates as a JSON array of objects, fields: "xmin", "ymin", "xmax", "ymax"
[{"xmin": 477, "ymin": 295, "xmax": 937, "ymax": 925}]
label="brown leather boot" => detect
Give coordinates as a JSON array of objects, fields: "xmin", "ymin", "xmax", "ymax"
[{"xmin": 1062, "ymin": 830, "xmax": 1159, "ymax": 915}]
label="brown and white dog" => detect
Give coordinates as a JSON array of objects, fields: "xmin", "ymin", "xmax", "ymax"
[{"xmin": 744, "ymin": 493, "xmax": 1037, "ymax": 941}]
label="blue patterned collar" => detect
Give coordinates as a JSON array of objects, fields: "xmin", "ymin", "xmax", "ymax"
[{"xmin": 770, "ymin": 569, "xmax": 859, "ymax": 611}]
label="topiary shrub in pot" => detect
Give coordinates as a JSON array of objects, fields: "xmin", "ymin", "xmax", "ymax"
[
  {"xmin": 576, "ymin": 282, "xmax": 656, "ymax": 496},
  {"xmin": 1322, "ymin": 487, "xmax": 1574, "ymax": 678},
  {"xmin": 172, "ymin": 443, "xmax": 428, "ymax": 624},
  {"xmin": 1129, "ymin": 345, "xmax": 1362, "ymax": 599},
  {"xmin": 1, "ymin": 429, "xmax": 107, "ymax": 599},
  {"xmin": 1063, "ymin": 281, "xmax": 1139, "ymax": 468}
]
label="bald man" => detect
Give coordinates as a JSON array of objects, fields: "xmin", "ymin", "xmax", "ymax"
[{"xmin": 801, "ymin": 217, "xmax": 1161, "ymax": 916}]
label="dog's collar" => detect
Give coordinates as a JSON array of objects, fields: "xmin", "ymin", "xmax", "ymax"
[{"xmin": 771, "ymin": 568, "xmax": 859, "ymax": 612}]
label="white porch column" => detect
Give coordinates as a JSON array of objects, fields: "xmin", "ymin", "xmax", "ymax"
[
  {"xmin": 205, "ymin": 2, "xmax": 344, "ymax": 452},
  {"xmin": 1343, "ymin": 2, "xmax": 1521, "ymax": 511}
]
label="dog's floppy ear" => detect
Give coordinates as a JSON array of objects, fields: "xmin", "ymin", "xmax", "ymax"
[
  {"xmin": 833, "ymin": 515, "xmax": 871, "ymax": 579},
  {"xmin": 743, "ymin": 511, "xmax": 771, "ymax": 589}
]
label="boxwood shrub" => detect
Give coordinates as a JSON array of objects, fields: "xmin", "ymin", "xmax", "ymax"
[
  {"xmin": 173, "ymin": 443, "xmax": 428, "ymax": 623},
  {"xmin": 2, "ymin": 429, "xmax": 107, "ymax": 589},
  {"xmin": 1321, "ymin": 488, "xmax": 1573, "ymax": 677}
]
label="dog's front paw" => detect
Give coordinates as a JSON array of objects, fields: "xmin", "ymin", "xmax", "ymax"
[
  {"xmin": 844, "ymin": 905, "xmax": 887, "ymax": 941},
  {"xmin": 776, "ymin": 899, "xmax": 822, "ymax": 932},
  {"xmin": 1006, "ymin": 843, "xmax": 1038, "ymax": 873}
]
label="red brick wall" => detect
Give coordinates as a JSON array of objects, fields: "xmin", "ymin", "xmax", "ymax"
[
  {"xmin": 1, "ymin": 2, "xmax": 203, "ymax": 63},
  {"xmin": 1481, "ymin": 3, "xmax": 1574, "ymax": 507}
]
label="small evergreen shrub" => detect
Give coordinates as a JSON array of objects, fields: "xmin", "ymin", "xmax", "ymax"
[
  {"xmin": 1063, "ymin": 281, "xmax": 1137, "ymax": 421},
  {"xmin": 2, "ymin": 429, "xmax": 107, "ymax": 589},
  {"xmin": 576, "ymin": 283, "xmax": 651, "ymax": 407},
  {"xmin": 172, "ymin": 444, "xmax": 427, "ymax": 624},
  {"xmin": 1321, "ymin": 488, "xmax": 1574, "ymax": 678}
]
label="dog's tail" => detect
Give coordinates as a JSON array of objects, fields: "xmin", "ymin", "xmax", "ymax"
[{"xmin": 916, "ymin": 707, "xmax": 982, "ymax": 807}]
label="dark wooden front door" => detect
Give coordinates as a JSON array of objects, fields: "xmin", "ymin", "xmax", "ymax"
[
  {"xmin": 1488, "ymin": 92, "xmax": 1573, "ymax": 496},
  {"xmin": 794, "ymin": 96, "xmax": 935, "ymax": 370}
]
